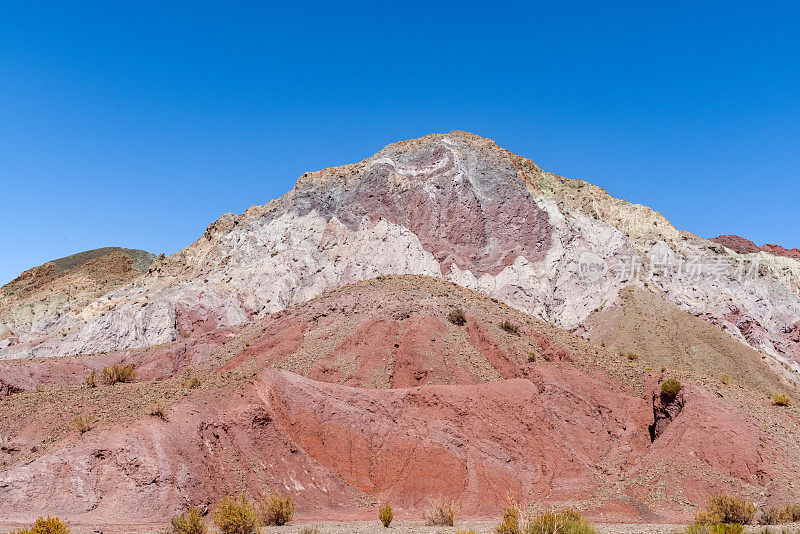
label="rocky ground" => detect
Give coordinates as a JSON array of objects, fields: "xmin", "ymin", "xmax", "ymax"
[{"xmin": 2, "ymin": 522, "xmax": 798, "ymax": 534}]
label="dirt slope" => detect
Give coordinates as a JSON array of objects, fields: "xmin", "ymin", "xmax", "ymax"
[{"xmin": 1, "ymin": 276, "xmax": 798, "ymax": 524}]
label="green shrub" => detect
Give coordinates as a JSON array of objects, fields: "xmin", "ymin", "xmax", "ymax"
[
  {"xmin": 101, "ymin": 364, "xmax": 137, "ymax": 385},
  {"xmin": 259, "ymin": 489, "xmax": 295, "ymax": 526},
  {"xmin": 448, "ymin": 308, "xmax": 467, "ymax": 326},
  {"xmin": 170, "ymin": 507, "xmax": 207, "ymax": 534},
  {"xmin": 771, "ymin": 393, "xmax": 791, "ymax": 406},
  {"xmin": 426, "ymin": 501, "xmax": 455, "ymax": 526},
  {"xmin": 661, "ymin": 379, "xmax": 682, "ymax": 401},
  {"xmin": 378, "ymin": 503, "xmax": 393, "ymax": 527},
  {"xmin": 501, "ymin": 321, "xmax": 520, "ymax": 335},
  {"xmin": 212, "ymin": 492, "xmax": 261, "ymax": 534},
  {"xmin": 695, "ymin": 494, "xmax": 756, "ymax": 525},
  {"xmin": 10, "ymin": 517, "xmax": 70, "ymax": 534}
]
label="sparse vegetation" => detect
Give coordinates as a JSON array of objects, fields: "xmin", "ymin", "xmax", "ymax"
[
  {"xmin": 501, "ymin": 320, "xmax": 519, "ymax": 335},
  {"xmin": 494, "ymin": 506, "xmax": 521, "ymax": 534},
  {"xmin": 100, "ymin": 364, "xmax": 137, "ymax": 385},
  {"xmin": 661, "ymin": 379, "xmax": 682, "ymax": 401},
  {"xmin": 70, "ymin": 414, "xmax": 94, "ymax": 433},
  {"xmin": 169, "ymin": 507, "xmax": 207, "ymax": 534},
  {"xmin": 259, "ymin": 489, "xmax": 295, "ymax": 526},
  {"xmin": 527, "ymin": 509, "xmax": 596, "ymax": 534},
  {"xmin": 9, "ymin": 516, "xmax": 70, "ymax": 534},
  {"xmin": 694, "ymin": 494, "xmax": 756, "ymax": 526},
  {"xmin": 147, "ymin": 400, "xmax": 167, "ymax": 419},
  {"xmin": 378, "ymin": 503, "xmax": 393, "ymax": 527},
  {"xmin": 759, "ymin": 504, "xmax": 800, "ymax": 525},
  {"xmin": 212, "ymin": 492, "xmax": 261, "ymax": 534},
  {"xmin": 184, "ymin": 376, "xmax": 202, "ymax": 389},
  {"xmin": 675, "ymin": 524, "xmax": 744, "ymax": 534},
  {"xmin": 448, "ymin": 308, "xmax": 467, "ymax": 326},
  {"xmin": 771, "ymin": 393, "xmax": 791, "ymax": 406},
  {"xmin": 426, "ymin": 501, "xmax": 455, "ymax": 526},
  {"xmin": 84, "ymin": 370, "xmax": 97, "ymax": 388}
]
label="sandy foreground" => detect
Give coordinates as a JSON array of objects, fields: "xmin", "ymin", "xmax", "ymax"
[{"xmin": 3, "ymin": 523, "xmax": 799, "ymax": 534}]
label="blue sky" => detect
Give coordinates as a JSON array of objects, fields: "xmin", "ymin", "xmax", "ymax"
[{"xmin": 2, "ymin": 1, "xmax": 798, "ymax": 284}]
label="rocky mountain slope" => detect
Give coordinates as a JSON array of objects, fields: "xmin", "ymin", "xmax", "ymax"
[
  {"xmin": 1, "ymin": 276, "xmax": 798, "ymax": 523},
  {"xmin": 0, "ymin": 248, "xmax": 156, "ymax": 350},
  {"xmin": 1, "ymin": 132, "xmax": 799, "ymax": 525},
  {"xmin": 2, "ymin": 132, "xmax": 798, "ymax": 376},
  {"xmin": 712, "ymin": 234, "xmax": 800, "ymax": 260}
]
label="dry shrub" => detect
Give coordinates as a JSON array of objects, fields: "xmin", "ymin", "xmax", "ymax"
[
  {"xmin": 759, "ymin": 504, "xmax": 800, "ymax": 525},
  {"xmin": 719, "ymin": 375, "xmax": 730, "ymax": 385},
  {"xmin": 10, "ymin": 517, "xmax": 70, "ymax": 534},
  {"xmin": 212, "ymin": 492, "xmax": 260, "ymax": 534},
  {"xmin": 147, "ymin": 400, "xmax": 167, "ymax": 420},
  {"xmin": 300, "ymin": 528, "xmax": 322, "ymax": 534},
  {"xmin": 771, "ymin": 393, "xmax": 791, "ymax": 406},
  {"xmin": 378, "ymin": 503, "xmax": 393, "ymax": 527},
  {"xmin": 527, "ymin": 509, "xmax": 595, "ymax": 534},
  {"xmin": 626, "ymin": 352, "xmax": 639, "ymax": 361},
  {"xmin": 448, "ymin": 308, "xmax": 467, "ymax": 326},
  {"xmin": 170, "ymin": 507, "xmax": 207, "ymax": 534},
  {"xmin": 787, "ymin": 504, "xmax": 800, "ymax": 521},
  {"xmin": 494, "ymin": 506, "xmax": 521, "ymax": 534},
  {"xmin": 501, "ymin": 321, "xmax": 519, "ymax": 335},
  {"xmin": 84, "ymin": 370, "xmax": 97, "ymax": 388},
  {"xmin": 695, "ymin": 494, "xmax": 756, "ymax": 525},
  {"xmin": 426, "ymin": 501, "xmax": 455, "ymax": 526},
  {"xmin": 661, "ymin": 379, "xmax": 682, "ymax": 400},
  {"xmin": 676, "ymin": 524, "xmax": 743, "ymax": 534},
  {"xmin": 70, "ymin": 414, "xmax": 94, "ymax": 434},
  {"xmin": 184, "ymin": 376, "xmax": 202, "ymax": 389},
  {"xmin": 101, "ymin": 364, "xmax": 137, "ymax": 385},
  {"xmin": 456, "ymin": 530, "xmax": 477, "ymax": 534},
  {"xmin": 259, "ymin": 489, "xmax": 295, "ymax": 526}
]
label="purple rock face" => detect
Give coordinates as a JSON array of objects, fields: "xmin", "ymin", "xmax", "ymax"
[{"xmin": 335, "ymin": 140, "xmax": 553, "ymax": 275}]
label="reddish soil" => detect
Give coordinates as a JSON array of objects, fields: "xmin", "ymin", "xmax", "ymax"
[
  {"xmin": 712, "ymin": 235, "xmax": 800, "ymax": 260},
  {"xmin": 1, "ymin": 276, "xmax": 799, "ymax": 525}
]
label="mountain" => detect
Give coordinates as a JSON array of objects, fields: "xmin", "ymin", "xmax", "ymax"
[
  {"xmin": 2, "ymin": 132, "xmax": 799, "ymax": 375},
  {"xmin": 1, "ymin": 132, "xmax": 799, "ymax": 524},
  {"xmin": 1, "ymin": 276, "xmax": 798, "ymax": 523},
  {"xmin": 0, "ymin": 247, "xmax": 157, "ymax": 350}
]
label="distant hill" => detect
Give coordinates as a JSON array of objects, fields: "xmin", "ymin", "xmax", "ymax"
[{"xmin": 0, "ymin": 247, "xmax": 156, "ymax": 344}]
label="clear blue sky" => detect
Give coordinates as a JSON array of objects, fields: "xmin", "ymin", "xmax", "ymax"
[{"xmin": 2, "ymin": 1, "xmax": 798, "ymax": 284}]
